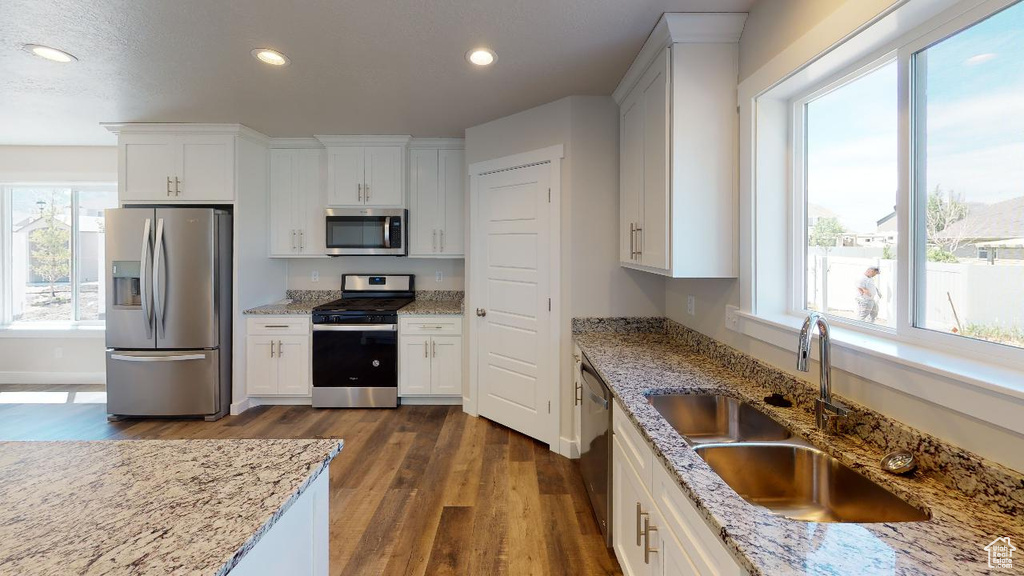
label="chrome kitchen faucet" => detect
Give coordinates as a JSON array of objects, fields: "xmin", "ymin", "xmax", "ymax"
[{"xmin": 797, "ymin": 312, "xmax": 849, "ymax": 433}]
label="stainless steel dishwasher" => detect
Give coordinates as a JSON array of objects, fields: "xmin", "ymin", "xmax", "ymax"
[{"xmin": 579, "ymin": 352, "xmax": 613, "ymax": 548}]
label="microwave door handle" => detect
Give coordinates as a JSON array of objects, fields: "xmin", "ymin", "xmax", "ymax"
[{"xmin": 383, "ymin": 216, "xmax": 391, "ymax": 249}]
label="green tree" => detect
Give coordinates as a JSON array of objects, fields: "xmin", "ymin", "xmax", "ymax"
[
  {"xmin": 29, "ymin": 196, "xmax": 71, "ymax": 299},
  {"xmin": 927, "ymin": 246, "xmax": 958, "ymax": 263},
  {"xmin": 808, "ymin": 217, "xmax": 846, "ymax": 250},
  {"xmin": 882, "ymin": 244, "xmax": 894, "ymax": 260},
  {"xmin": 926, "ymin": 186, "xmax": 969, "ymax": 252}
]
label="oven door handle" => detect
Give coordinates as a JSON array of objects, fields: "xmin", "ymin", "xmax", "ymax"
[{"xmin": 313, "ymin": 324, "xmax": 397, "ymax": 332}]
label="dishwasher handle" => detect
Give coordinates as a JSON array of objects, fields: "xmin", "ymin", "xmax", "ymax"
[{"xmin": 580, "ymin": 363, "xmax": 609, "ymax": 410}]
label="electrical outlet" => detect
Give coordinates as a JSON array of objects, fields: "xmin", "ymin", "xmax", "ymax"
[
  {"xmin": 687, "ymin": 295, "xmax": 696, "ymax": 316},
  {"xmin": 53, "ymin": 347, "xmax": 63, "ymax": 359},
  {"xmin": 311, "ymin": 269, "xmax": 319, "ymax": 283},
  {"xmin": 726, "ymin": 305, "xmax": 739, "ymax": 331},
  {"xmin": 435, "ymin": 271, "xmax": 443, "ymax": 283}
]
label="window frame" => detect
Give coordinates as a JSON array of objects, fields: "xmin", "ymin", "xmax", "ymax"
[
  {"xmin": 782, "ymin": 0, "xmax": 1024, "ymax": 370},
  {"xmin": 0, "ymin": 184, "xmax": 117, "ymax": 329}
]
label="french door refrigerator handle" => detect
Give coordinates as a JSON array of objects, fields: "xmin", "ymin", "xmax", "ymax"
[
  {"xmin": 152, "ymin": 218, "xmax": 167, "ymax": 338},
  {"xmin": 140, "ymin": 218, "xmax": 154, "ymax": 339}
]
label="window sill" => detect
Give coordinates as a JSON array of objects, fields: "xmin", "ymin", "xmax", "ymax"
[
  {"xmin": 0, "ymin": 325, "xmax": 105, "ymax": 339},
  {"xmin": 728, "ymin": 307, "xmax": 1024, "ymax": 435}
]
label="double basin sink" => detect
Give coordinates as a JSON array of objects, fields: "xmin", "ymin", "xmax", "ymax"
[{"xmin": 649, "ymin": 394, "xmax": 929, "ymax": 523}]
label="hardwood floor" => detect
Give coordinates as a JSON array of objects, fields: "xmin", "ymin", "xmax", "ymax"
[{"xmin": 0, "ymin": 400, "xmax": 622, "ymax": 575}]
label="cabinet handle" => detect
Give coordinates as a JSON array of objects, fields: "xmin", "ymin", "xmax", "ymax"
[
  {"xmin": 292, "ymin": 229, "xmax": 297, "ymax": 251},
  {"xmin": 424, "ymin": 341, "xmax": 429, "ymax": 358},
  {"xmin": 636, "ymin": 226, "xmax": 643, "ymax": 259},
  {"xmin": 440, "ymin": 230, "xmax": 444, "ymax": 252},
  {"xmin": 643, "ymin": 516, "xmax": 659, "ymax": 564},
  {"xmin": 629, "ymin": 223, "xmax": 636, "ymax": 259},
  {"xmin": 299, "ymin": 230, "xmax": 304, "ymax": 251},
  {"xmin": 175, "ymin": 177, "xmax": 181, "ymax": 196},
  {"xmin": 166, "ymin": 177, "xmax": 173, "ymax": 197},
  {"xmin": 270, "ymin": 341, "xmax": 276, "ymax": 358},
  {"xmin": 264, "ymin": 325, "xmax": 289, "ymax": 328},
  {"xmin": 432, "ymin": 340, "xmax": 436, "ymax": 358},
  {"xmin": 365, "ymin": 184, "xmax": 370, "ymax": 201},
  {"xmin": 358, "ymin": 183, "xmax": 362, "ymax": 202},
  {"xmin": 636, "ymin": 503, "xmax": 646, "ymax": 546},
  {"xmin": 277, "ymin": 340, "xmax": 284, "ymax": 357},
  {"xmin": 433, "ymin": 229, "xmax": 437, "ymax": 252}
]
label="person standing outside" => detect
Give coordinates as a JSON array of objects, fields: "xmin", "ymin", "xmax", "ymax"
[{"xmin": 856, "ymin": 266, "xmax": 882, "ymax": 323}]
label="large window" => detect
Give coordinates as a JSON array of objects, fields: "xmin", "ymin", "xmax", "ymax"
[
  {"xmin": 791, "ymin": 0, "xmax": 1024, "ymax": 353},
  {"xmin": 1, "ymin": 186, "xmax": 118, "ymax": 326}
]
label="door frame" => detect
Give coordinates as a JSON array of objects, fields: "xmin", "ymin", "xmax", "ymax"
[{"xmin": 465, "ymin": 144, "xmax": 564, "ymax": 453}]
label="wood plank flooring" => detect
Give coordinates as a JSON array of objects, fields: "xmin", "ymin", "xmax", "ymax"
[{"xmin": 0, "ymin": 395, "xmax": 622, "ymax": 576}]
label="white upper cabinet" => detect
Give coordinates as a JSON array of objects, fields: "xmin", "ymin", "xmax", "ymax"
[
  {"xmin": 615, "ymin": 13, "xmax": 746, "ymax": 278},
  {"xmin": 110, "ymin": 127, "xmax": 237, "ymax": 203},
  {"xmin": 269, "ymin": 147, "xmax": 326, "ymax": 257},
  {"xmin": 409, "ymin": 140, "xmax": 465, "ymax": 258},
  {"xmin": 317, "ymin": 135, "xmax": 411, "ymax": 208}
]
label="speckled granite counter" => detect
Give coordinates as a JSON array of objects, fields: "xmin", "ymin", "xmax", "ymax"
[
  {"xmin": 574, "ymin": 323, "xmax": 1023, "ymax": 576},
  {"xmin": 242, "ymin": 300, "xmax": 326, "ymax": 315},
  {"xmin": 244, "ymin": 290, "xmax": 463, "ymax": 316},
  {"xmin": 397, "ymin": 300, "xmax": 463, "ymax": 316},
  {"xmin": 0, "ymin": 438, "xmax": 342, "ymax": 576}
]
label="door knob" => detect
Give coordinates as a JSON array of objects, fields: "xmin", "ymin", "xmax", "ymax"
[{"xmin": 476, "ymin": 308, "xmax": 487, "ymax": 317}]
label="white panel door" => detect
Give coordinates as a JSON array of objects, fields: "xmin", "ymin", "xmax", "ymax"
[
  {"xmin": 430, "ymin": 336, "xmax": 462, "ymax": 395},
  {"xmin": 640, "ymin": 47, "xmax": 670, "ymax": 271},
  {"xmin": 327, "ymin": 147, "xmax": 364, "ymax": 206},
  {"xmin": 179, "ymin": 135, "xmax": 234, "ymax": 201},
  {"xmin": 400, "ymin": 335, "xmax": 432, "ymax": 395},
  {"xmin": 269, "ymin": 150, "xmax": 299, "ymax": 256},
  {"xmin": 410, "ymin": 149, "xmax": 440, "ymax": 255},
  {"xmin": 276, "ymin": 336, "xmax": 310, "ymax": 396},
  {"xmin": 620, "ymin": 89, "xmax": 644, "ymax": 264},
  {"xmin": 364, "ymin": 146, "xmax": 403, "ymax": 207},
  {"xmin": 122, "ymin": 136, "xmax": 177, "ymax": 201},
  {"xmin": 439, "ymin": 149, "xmax": 465, "ymax": 256},
  {"xmin": 246, "ymin": 336, "xmax": 277, "ymax": 395},
  {"xmin": 476, "ymin": 162, "xmax": 552, "ymax": 444},
  {"xmin": 296, "ymin": 149, "xmax": 325, "ymax": 255}
]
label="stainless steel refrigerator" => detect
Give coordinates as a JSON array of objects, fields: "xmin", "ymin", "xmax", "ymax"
[{"xmin": 104, "ymin": 207, "xmax": 232, "ymax": 421}]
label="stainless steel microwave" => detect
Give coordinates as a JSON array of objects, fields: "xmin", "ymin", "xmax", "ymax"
[{"xmin": 325, "ymin": 208, "xmax": 407, "ymax": 256}]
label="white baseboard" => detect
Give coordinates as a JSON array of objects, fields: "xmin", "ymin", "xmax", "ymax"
[
  {"xmin": 0, "ymin": 371, "xmax": 105, "ymax": 385},
  {"xmin": 230, "ymin": 397, "xmax": 254, "ymax": 415},
  {"xmin": 558, "ymin": 436, "xmax": 579, "ymax": 459},
  {"xmin": 247, "ymin": 396, "xmax": 312, "ymax": 406},
  {"xmin": 400, "ymin": 396, "xmax": 463, "ymax": 405}
]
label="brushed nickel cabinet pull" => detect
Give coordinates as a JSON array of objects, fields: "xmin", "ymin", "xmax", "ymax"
[
  {"xmin": 166, "ymin": 177, "xmax": 173, "ymax": 197},
  {"xmin": 174, "ymin": 177, "xmax": 181, "ymax": 196},
  {"xmin": 432, "ymin": 340, "xmax": 436, "ymax": 358},
  {"xmin": 277, "ymin": 340, "xmax": 284, "ymax": 357},
  {"xmin": 643, "ymin": 516, "xmax": 658, "ymax": 564},
  {"xmin": 424, "ymin": 341, "xmax": 429, "ymax": 358},
  {"xmin": 270, "ymin": 341, "xmax": 276, "ymax": 358},
  {"xmin": 636, "ymin": 502, "xmax": 645, "ymax": 546}
]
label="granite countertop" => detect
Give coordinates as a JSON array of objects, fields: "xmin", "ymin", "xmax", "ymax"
[
  {"xmin": 0, "ymin": 438, "xmax": 342, "ymax": 576},
  {"xmin": 397, "ymin": 300, "xmax": 463, "ymax": 316},
  {"xmin": 574, "ymin": 329, "xmax": 1023, "ymax": 576},
  {"xmin": 244, "ymin": 290, "xmax": 464, "ymax": 316},
  {"xmin": 242, "ymin": 300, "xmax": 328, "ymax": 315}
]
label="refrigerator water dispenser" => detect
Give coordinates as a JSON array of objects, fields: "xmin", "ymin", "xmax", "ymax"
[{"xmin": 111, "ymin": 261, "xmax": 142, "ymax": 307}]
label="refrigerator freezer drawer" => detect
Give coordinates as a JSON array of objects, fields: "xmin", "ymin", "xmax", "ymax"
[{"xmin": 106, "ymin": 349, "xmax": 220, "ymax": 417}]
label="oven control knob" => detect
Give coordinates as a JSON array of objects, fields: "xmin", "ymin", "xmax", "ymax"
[{"xmin": 372, "ymin": 360, "xmax": 380, "ymax": 367}]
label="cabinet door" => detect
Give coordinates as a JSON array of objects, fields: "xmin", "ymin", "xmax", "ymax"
[
  {"xmin": 327, "ymin": 147, "xmax": 364, "ymax": 206},
  {"xmin": 409, "ymin": 149, "xmax": 440, "ymax": 256},
  {"xmin": 661, "ymin": 527, "xmax": 699, "ymax": 576},
  {"xmin": 364, "ymin": 146, "xmax": 403, "ymax": 207},
  {"xmin": 122, "ymin": 135, "xmax": 177, "ymax": 201},
  {"xmin": 640, "ymin": 47, "xmax": 670, "ymax": 271},
  {"xmin": 246, "ymin": 336, "xmax": 278, "ymax": 395},
  {"xmin": 179, "ymin": 135, "xmax": 235, "ymax": 201},
  {"xmin": 620, "ymin": 89, "xmax": 644, "ymax": 265},
  {"xmin": 430, "ymin": 336, "xmax": 462, "ymax": 395},
  {"xmin": 439, "ymin": 149, "xmax": 465, "ymax": 256},
  {"xmin": 296, "ymin": 149, "xmax": 325, "ymax": 255},
  {"xmin": 399, "ymin": 335, "xmax": 432, "ymax": 395},
  {"xmin": 269, "ymin": 150, "xmax": 299, "ymax": 256},
  {"xmin": 276, "ymin": 335, "xmax": 311, "ymax": 396},
  {"xmin": 614, "ymin": 434, "xmax": 653, "ymax": 576}
]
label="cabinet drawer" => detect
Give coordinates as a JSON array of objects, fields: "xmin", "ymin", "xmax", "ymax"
[
  {"xmin": 613, "ymin": 403, "xmax": 654, "ymax": 490},
  {"xmin": 399, "ymin": 316, "xmax": 462, "ymax": 335},
  {"xmin": 247, "ymin": 316, "xmax": 310, "ymax": 335},
  {"xmin": 654, "ymin": 460, "xmax": 745, "ymax": 576}
]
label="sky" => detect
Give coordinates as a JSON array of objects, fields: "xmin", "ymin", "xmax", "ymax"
[{"xmin": 805, "ymin": 0, "xmax": 1024, "ymax": 235}]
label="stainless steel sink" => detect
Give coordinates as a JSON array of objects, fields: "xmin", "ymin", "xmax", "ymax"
[
  {"xmin": 693, "ymin": 443, "xmax": 930, "ymax": 523},
  {"xmin": 648, "ymin": 394, "xmax": 792, "ymax": 445}
]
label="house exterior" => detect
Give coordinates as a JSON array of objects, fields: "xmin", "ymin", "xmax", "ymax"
[{"xmin": 933, "ymin": 196, "xmax": 1024, "ymax": 261}]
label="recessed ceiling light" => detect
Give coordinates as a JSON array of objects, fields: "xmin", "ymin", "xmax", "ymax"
[
  {"xmin": 251, "ymin": 48, "xmax": 290, "ymax": 67},
  {"xmin": 466, "ymin": 48, "xmax": 497, "ymax": 66},
  {"xmin": 22, "ymin": 44, "xmax": 77, "ymax": 63}
]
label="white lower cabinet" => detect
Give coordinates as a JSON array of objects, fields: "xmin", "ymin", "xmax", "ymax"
[
  {"xmin": 612, "ymin": 403, "xmax": 746, "ymax": 576},
  {"xmin": 398, "ymin": 316, "xmax": 463, "ymax": 397},
  {"xmin": 246, "ymin": 317, "xmax": 311, "ymax": 397}
]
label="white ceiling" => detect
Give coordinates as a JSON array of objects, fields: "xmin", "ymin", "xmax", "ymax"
[{"xmin": 0, "ymin": 0, "xmax": 754, "ymax": 145}]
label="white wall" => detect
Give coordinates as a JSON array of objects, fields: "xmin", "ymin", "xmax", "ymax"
[
  {"xmin": 465, "ymin": 95, "xmax": 664, "ymax": 446},
  {"xmin": 670, "ymin": 0, "xmax": 1024, "ymax": 471},
  {"xmin": 286, "ymin": 257, "xmax": 465, "ymax": 291},
  {"xmin": 0, "ymin": 146, "xmax": 116, "ymax": 383}
]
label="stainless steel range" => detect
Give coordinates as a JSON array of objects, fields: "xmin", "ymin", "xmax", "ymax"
[{"xmin": 310, "ymin": 274, "xmax": 414, "ymax": 408}]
